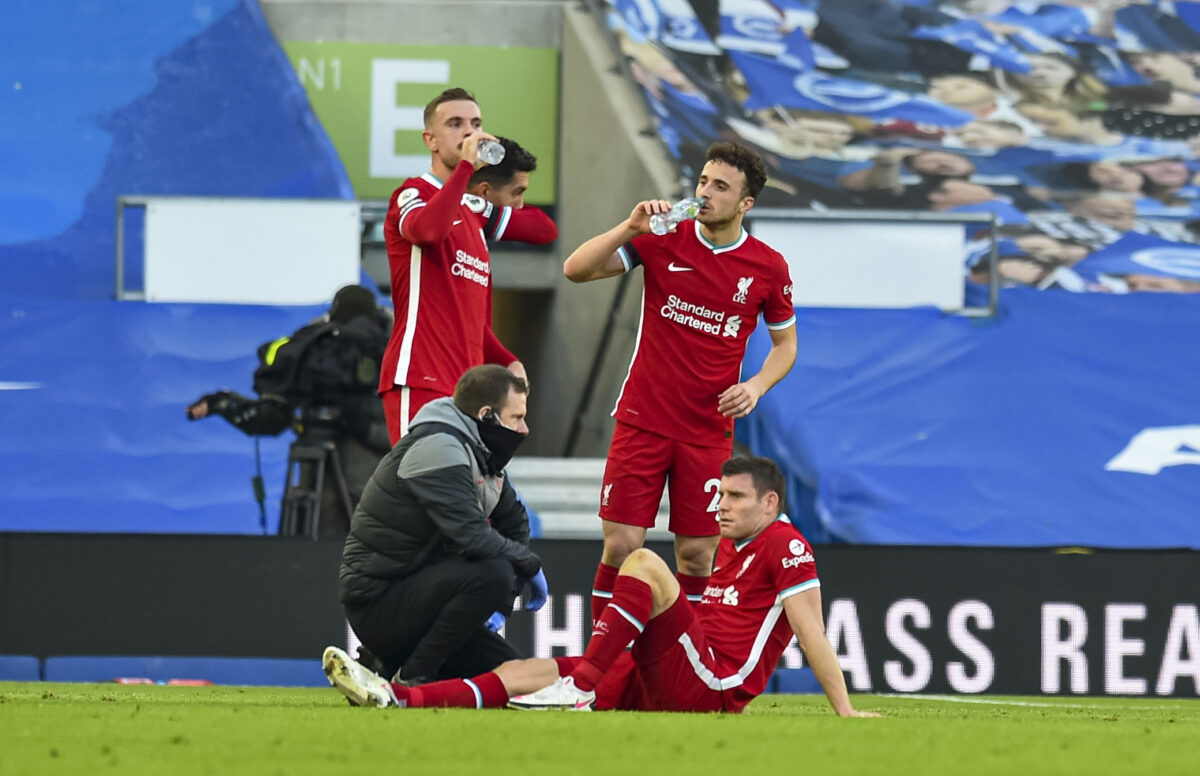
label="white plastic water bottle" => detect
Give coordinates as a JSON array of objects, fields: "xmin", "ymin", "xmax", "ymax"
[
  {"xmin": 477, "ymin": 139, "xmax": 506, "ymax": 166},
  {"xmin": 649, "ymin": 197, "xmax": 702, "ymax": 235}
]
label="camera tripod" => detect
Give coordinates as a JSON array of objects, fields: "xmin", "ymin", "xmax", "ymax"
[{"xmin": 278, "ymin": 414, "xmax": 354, "ymax": 540}]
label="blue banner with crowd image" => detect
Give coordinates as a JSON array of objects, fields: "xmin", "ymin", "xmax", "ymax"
[{"xmin": 605, "ymin": 0, "xmax": 1200, "ymax": 294}]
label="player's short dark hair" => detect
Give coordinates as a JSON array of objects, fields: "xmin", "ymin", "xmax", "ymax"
[
  {"xmin": 454, "ymin": 364, "xmax": 528, "ymax": 417},
  {"xmin": 721, "ymin": 456, "xmax": 786, "ymax": 509},
  {"xmin": 424, "ymin": 87, "xmax": 478, "ymax": 128},
  {"xmin": 706, "ymin": 141, "xmax": 768, "ymax": 199},
  {"xmin": 468, "ymin": 136, "xmax": 537, "ymax": 189}
]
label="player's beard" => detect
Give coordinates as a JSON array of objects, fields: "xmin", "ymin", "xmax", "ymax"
[{"xmin": 699, "ymin": 209, "xmax": 738, "ymax": 233}]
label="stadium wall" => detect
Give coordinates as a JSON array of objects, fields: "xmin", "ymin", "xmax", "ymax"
[
  {"xmin": 257, "ymin": 0, "xmax": 676, "ymax": 456},
  {"xmin": 4, "ymin": 534, "xmax": 1196, "ymax": 698}
]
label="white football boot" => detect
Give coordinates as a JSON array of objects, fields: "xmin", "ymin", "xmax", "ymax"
[
  {"xmin": 322, "ymin": 646, "xmax": 401, "ymax": 708},
  {"xmin": 508, "ymin": 676, "xmax": 596, "ymax": 711}
]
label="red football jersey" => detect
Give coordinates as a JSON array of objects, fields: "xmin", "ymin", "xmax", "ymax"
[
  {"xmin": 613, "ymin": 220, "xmax": 795, "ymax": 446},
  {"xmin": 696, "ymin": 517, "xmax": 820, "ymax": 712},
  {"xmin": 379, "ymin": 161, "xmax": 556, "ymax": 397}
]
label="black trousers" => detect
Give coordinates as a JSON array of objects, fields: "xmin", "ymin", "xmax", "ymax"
[{"xmin": 346, "ymin": 556, "xmax": 522, "ymax": 682}]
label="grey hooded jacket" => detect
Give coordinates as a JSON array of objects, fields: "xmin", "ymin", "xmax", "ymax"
[{"xmin": 338, "ymin": 397, "xmax": 540, "ymax": 607}]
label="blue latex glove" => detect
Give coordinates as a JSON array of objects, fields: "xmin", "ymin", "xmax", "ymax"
[
  {"xmin": 484, "ymin": 611, "xmax": 507, "ymax": 632},
  {"xmin": 525, "ymin": 568, "xmax": 549, "ymax": 612}
]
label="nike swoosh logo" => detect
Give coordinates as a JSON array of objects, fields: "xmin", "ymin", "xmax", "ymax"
[
  {"xmin": 667, "ymin": 263, "xmax": 694, "ymax": 272},
  {"xmin": 452, "ymin": 219, "xmax": 463, "ymax": 226}
]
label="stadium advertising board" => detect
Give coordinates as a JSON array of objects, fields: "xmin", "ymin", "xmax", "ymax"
[
  {"xmin": 281, "ymin": 42, "xmax": 559, "ymax": 204},
  {"xmin": 4, "ymin": 536, "xmax": 1195, "ymax": 698},
  {"xmin": 501, "ymin": 542, "xmax": 1200, "ymax": 699}
]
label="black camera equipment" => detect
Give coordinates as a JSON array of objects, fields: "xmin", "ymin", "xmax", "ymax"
[{"xmin": 278, "ymin": 405, "xmax": 354, "ymax": 540}]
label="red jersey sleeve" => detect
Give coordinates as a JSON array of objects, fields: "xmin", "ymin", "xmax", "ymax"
[
  {"xmin": 763, "ymin": 252, "xmax": 796, "ymax": 330},
  {"xmin": 482, "ymin": 325, "xmax": 517, "ymax": 367},
  {"xmin": 615, "ymin": 230, "xmax": 666, "ymax": 272},
  {"xmin": 486, "ymin": 205, "xmax": 558, "ymax": 245},
  {"xmin": 770, "ymin": 527, "xmax": 820, "ymax": 601},
  {"xmin": 398, "ymin": 160, "xmax": 475, "ymax": 247},
  {"xmin": 482, "ymin": 278, "xmax": 516, "ymax": 366}
]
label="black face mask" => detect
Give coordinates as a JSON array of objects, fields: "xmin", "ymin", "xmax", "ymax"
[{"xmin": 475, "ymin": 412, "xmax": 526, "ymax": 472}]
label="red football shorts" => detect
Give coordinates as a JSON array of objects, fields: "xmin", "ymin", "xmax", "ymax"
[
  {"xmin": 382, "ymin": 386, "xmax": 446, "ymax": 445},
  {"xmin": 592, "ymin": 596, "xmax": 726, "ymax": 712},
  {"xmin": 599, "ymin": 421, "xmax": 731, "ymax": 536}
]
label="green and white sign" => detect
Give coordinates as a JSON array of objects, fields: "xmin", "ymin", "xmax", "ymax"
[{"xmin": 283, "ymin": 42, "xmax": 559, "ymax": 203}]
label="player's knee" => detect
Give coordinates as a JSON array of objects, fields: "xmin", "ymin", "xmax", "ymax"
[
  {"xmin": 601, "ymin": 545, "xmax": 631, "ymax": 567},
  {"xmin": 676, "ymin": 554, "xmax": 713, "ymax": 578},
  {"xmin": 619, "ymin": 547, "xmax": 671, "ymax": 580},
  {"xmin": 601, "ymin": 530, "xmax": 644, "ymax": 565},
  {"xmin": 675, "ymin": 538, "xmax": 718, "ymax": 576}
]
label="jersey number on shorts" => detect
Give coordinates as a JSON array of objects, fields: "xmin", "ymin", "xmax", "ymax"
[{"xmin": 705, "ymin": 478, "xmax": 721, "ymax": 515}]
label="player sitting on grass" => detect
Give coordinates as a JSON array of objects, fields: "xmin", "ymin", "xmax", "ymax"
[{"xmin": 323, "ymin": 456, "xmax": 878, "ymax": 717}]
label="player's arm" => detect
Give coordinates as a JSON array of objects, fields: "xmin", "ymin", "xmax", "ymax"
[
  {"xmin": 482, "ymin": 326, "xmax": 528, "ymax": 387},
  {"xmin": 483, "ymin": 325, "xmax": 517, "ymax": 367},
  {"xmin": 399, "ymin": 160, "xmax": 475, "ymax": 246},
  {"xmin": 718, "ymin": 324, "xmax": 796, "ymax": 418},
  {"xmin": 783, "ymin": 589, "xmax": 878, "ymax": 718},
  {"xmin": 563, "ymin": 199, "xmax": 671, "ymax": 283},
  {"xmin": 487, "ymin": 205, "xmax": 558, "ymax": 245}
]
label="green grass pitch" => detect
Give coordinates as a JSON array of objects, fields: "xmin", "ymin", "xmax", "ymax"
[{"xmin": 1, "ymin": 682, "xmax": 1196, "ymax": 775}]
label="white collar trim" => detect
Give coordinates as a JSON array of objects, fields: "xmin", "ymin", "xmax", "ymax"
[{"xmin": 695, "ymin": 221, "xmax": 748, "ymax": 254}]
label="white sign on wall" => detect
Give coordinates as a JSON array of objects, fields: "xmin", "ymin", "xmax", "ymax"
[
  {"xmin": 129, "ymin": 197, "xmax": 361, "ymax": 305},
  {"xmin": 749, "ymin": 211, "xmax": 985, "ymax": 311}
]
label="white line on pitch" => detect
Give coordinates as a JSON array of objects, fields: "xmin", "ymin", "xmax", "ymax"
[{"xmin": 878, "ymin": 694, "xmax": 1190, "ymax": 710}]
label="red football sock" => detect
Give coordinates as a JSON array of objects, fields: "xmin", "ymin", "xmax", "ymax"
[
  {"xmin": 573, "ymin": 575, "xmax": 653, "ymax": 692},
  {"xmin": 591, "ymin": 562, "xmax": 620, "ymax": 627},
  {"xmin": 389, "ymin": 671, "xmax": 508, "ymax": 708},
  {"xmin": 554, "ymin": 656, "xmax": 581, "ymax": 677},
  {"xmin": 676, "ymin": 571, "xmax": 709, "ymax": 603}
]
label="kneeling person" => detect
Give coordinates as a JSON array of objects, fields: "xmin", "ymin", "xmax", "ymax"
[
  {"xmin": 339, "ymin": 364, "xmax": 548, "ymax": 684},
  {"xmin": 325, "ymin": 456, "xmax": 876, "ymax": 717}
]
